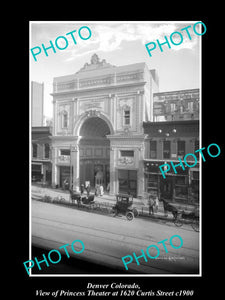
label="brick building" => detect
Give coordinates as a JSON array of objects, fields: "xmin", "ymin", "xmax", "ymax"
[
  {"xmin": 143, "ymin": 120, "xmax": 199, "ymax": 203},
  {"xmin": 31, "ymin": 81, "xmax": 44, "ymax": 126},
  {"xmin": 153, "ymin": 89, "xmax": 199, "ymax": 121},
  {"xmin": 31, "ymin": 126, "xmax": 52, "ymax": 185}
]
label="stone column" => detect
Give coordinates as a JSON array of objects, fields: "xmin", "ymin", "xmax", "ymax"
[
  {"xmin": 51, "ymin": 146, "xmax": 58, "ymax": 188},
  {"xmin": 137, "ymin": 144, "xmax": 145, "ymax": 198},
  {"xmin": 71, "ymin": 143, "xmax": 80, "ymax": 192},
  {"xmin": 43, "ymin": 164, "xmax": 46, "ymax": 183},
  {"xmin": 109, "ymin": 146, "xmax": 116, "ymax": 195}
]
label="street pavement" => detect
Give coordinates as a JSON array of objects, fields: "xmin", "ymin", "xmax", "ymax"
[{"xmin": 31, "ymin": 199, "xmax": 200, "ymax": 275}]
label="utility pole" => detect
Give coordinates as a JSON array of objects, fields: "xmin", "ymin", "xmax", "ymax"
[{"xmin": 70, "ymin": 144, "xmax": 72, "ymax": 190}]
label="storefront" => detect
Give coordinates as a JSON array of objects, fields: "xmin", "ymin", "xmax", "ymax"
[
  {"xmin": 118, "ymin": 169, "xmax": 137, "ymax": 197},
  {"xmin": 144, "ymin": 160, "xmax": 199, "ymax": 203},
  {"xmin": 32, "ymin": 162, "xmax": 52, "ymax": 185},
  {"xmin": 59, "ymin": 166, "xmax": 71, "ymax": 189},
  {"xmin": 32, "ymin": 163, "xmax": 43, "ymax": 182}
]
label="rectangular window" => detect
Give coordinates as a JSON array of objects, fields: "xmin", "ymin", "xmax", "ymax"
[
  {"xmin": 120, "ymin": 150, "xmax": 134, "ymax": 157},
  {"xmin": 188, "ymin": 101, "xmax": 193, "ymax": 112},
  {"xmin": 150, "ymin": 140, "xmax": 157, "ymax": 158},
  {"xmin": 60, "ymin": 149, "xmax": 70, "ymax": 156},
  {"xmin": 32, "ymin": 143, "xmax": 37, "ymax": 158},
  {"xmin": 163, "ymin": 141, "xmax": 171, "ymax": 159},
  {"xmin": 124, "ymin": 110, "xmax": 130, "ymax": 125},
  {"xmin": 62, "ymin": 112, "xmax": 68, "ymax": 128},
  {"xmin": 177, "ymin": 140, "xmax": 185, "ymax": 158},
  {"xmin": 194, "ymin": 140, "xmax": 199, "ymax": 159},
  {"xmin": 44, "ymin": 143, "xmax": 50, "ymax": 159},
  {"xmin": 192, "ymin": 171, "xmax": 199, "ymax": 180},
  {"xmin": 170, "ymin": 103, "xmax": 176, "ymax": 112}
]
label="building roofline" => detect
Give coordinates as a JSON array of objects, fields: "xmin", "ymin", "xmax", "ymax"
[
  {"xmin": 32, "ymin": 126, "xmax": 51, "ymax": 133},
  {"xmin": 143, "ymin": 119, "xmax": 199, "ymax": 127},
  {"xmin": 153, "ymin": 88, "xmax": 199, "ymax": 96},
  {"xmin": 53, "ymin": 62, "xmax": 147, "ymax": 83}
]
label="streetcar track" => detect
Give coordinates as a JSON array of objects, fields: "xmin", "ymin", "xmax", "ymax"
[
  {"xmin": 32, "ymin": 215, "xmax": 199, "ymax": 258},
  {"xmin": 32, "ymin": 235, "xmax": 177, "ymax": 274},
  {"xmin": 33, "ymin": 198, "xmax": 199, "ymax": 233}
]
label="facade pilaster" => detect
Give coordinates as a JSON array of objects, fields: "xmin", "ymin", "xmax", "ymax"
[
  {"xmin": 137, "ymin": 144, "xmax": 145, "ymax": 198},
  {"xmin": 71, "ymin": 142, "xmax": 80, "ymax": 192},
  {"xmin": 51, "ymin": 146, "xmax": 58, "ymax": 187},
  {"xmin": 109, "ymin": 146, "xmax": 116, "ymax": 195}
]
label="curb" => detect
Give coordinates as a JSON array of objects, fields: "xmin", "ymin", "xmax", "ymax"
[{"xmin": 31, "ymin": 195, "xmax": 175, "ymax": 223}]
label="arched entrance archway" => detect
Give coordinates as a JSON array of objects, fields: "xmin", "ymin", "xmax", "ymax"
[{"xmin": 78, "ymin": 117, "xmax": 111, "ymax": 191}]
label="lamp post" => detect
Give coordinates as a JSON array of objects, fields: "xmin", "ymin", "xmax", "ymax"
[{"xmin": 69, "ymin": 144, "xmax": 72, "ymax": 190}]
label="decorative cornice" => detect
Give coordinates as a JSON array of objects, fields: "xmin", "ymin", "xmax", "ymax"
[
  {"xmin": 51, "ymin": 81, "xmax": 146, "ymax": 97},
  {"xmin": 50, "ymin": 135, "xmax": 80, "ymax": 141},
  {"xmin": 107, "ymin": 133, "xmax": 147, "ymax": 141},
  {"xmin": 76, "ymin": 54, "xmax": 115, "ymax": 73}
]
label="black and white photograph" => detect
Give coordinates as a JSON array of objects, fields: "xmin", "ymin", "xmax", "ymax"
[
  {"xmin": 21, "ymin": 17, "xmax": 225, "ymax": 298},
  {"xmin": 29, "ymin": 21, "xmax": 202, "ymax": 278}
]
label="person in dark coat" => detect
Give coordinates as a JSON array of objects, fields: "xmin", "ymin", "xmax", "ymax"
[
  {"xmin": 80, "ymin": 184, "xmax": 85, "ymax": 195},
  {"xmin": 148, "ymin": 195, "xmax": 155, "ymax": 215},
  {"xmin": 86, "ymin": 184, "xmax": 91, "ymax": 196}
]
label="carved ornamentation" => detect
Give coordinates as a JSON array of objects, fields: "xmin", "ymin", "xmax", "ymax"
[
  {"xmin": 77, "ymin": 54, "xmax": 115, "ymax": 73},
  {"xmin": 118, "ymin": 157, "xmax": 134, "ymax": 165},
  {"xmin": 85, "ymin": 109, "xmax": 101, "ymax": 118}
]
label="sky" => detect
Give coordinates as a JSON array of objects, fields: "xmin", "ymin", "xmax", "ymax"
[{"xmin": 30, "ymin": 21, "xmax": 201, "ymax": 119}]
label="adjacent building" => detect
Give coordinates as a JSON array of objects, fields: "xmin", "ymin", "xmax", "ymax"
[
  {"xmin": 31, "ymin": 81, "xmax": 44, "ymax": 126},
  {"xmin": 153, "ymin": 89, "xmax": 199, "ymax": 122},
  {"xmin": 143, "ymin": 120, "xmax": 199, "ymax": 203},
  {"xmin": 32, "ymin": 126, "xmax": 52, "ymax": 185}
]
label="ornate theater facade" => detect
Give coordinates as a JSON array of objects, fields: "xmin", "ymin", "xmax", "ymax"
[{"xmin": 51, "ymin": 54, "xmax": 159, "ymax": 197}]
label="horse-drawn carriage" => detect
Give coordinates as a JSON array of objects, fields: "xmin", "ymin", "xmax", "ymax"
[
  {"xmin": 161, "ymin": 198, "xmax": 199, "ymax": 232},
  {"xmin": 69, "ymin": 189, "xmax": 95, "ymax": 206},
  {"xmin": 112, "ymin": 194, "xmax": 138, "ymax": 221}
]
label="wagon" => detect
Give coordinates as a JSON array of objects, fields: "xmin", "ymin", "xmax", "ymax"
[
  {"xmin": 173, "ymin": 206, "xmax": 199, "ymax": 232},
  {"xmin": 112, "ymin": 194, "xmax": 138, "ymax": 221},
  {"xmin": 69, "ymin": 189, "xmax": 95, "ymax": 206},
  {"xmin": 161, "ymin": 198, "xmax": 179, "ymax": 218},
  {"xmin": 161, "ymin": 198, "xmax": 199, "ymax": 232}
]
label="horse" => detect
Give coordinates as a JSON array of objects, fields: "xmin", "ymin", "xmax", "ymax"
[{"xmin": 161, "ymin": 198, "xmax": 179, "ymax": 218}]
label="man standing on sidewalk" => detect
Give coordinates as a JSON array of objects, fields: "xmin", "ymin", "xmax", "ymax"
[
  {"xmin": 86, "ymin": 184, "xmax": 91, "ymax": 196},
  {"xmin": 154, "ymin": 194, "xmax": 159, "ymax": 213},
  {"xmin": 148, "ymin": 195, "xmax": 155, "ymax": 215}
]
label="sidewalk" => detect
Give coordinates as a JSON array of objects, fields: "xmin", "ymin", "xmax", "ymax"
[{"xmin": 31, "ymin": 185, "xmax": 173, "ymax": 221}]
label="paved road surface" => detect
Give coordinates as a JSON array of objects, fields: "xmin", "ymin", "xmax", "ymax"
[{"xmin": 31, "ymin": 200, "xmax": 200, "ymax": 275}]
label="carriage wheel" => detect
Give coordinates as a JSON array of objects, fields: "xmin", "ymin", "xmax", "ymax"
[
  {"xmin": 126, "ymin": 211, "xmax": 134, "ymax": 221},
  {"xmin": 113, "ymin": 208, "xmax": 118, "ymax": 217},
  {"xmin": 174, "ymin": 218, "xmax": 183, "ymax": 227},
  {"xmin": 132, "ymin": 208, "xmax": 138, "ymax": 217},
  {"xmin": 191, "ymin": 219, "xmax": 199, "ymax": 232},
  {"xmin": 174, "ymin": 212, "xmax": 183, "ymax": 227}
]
